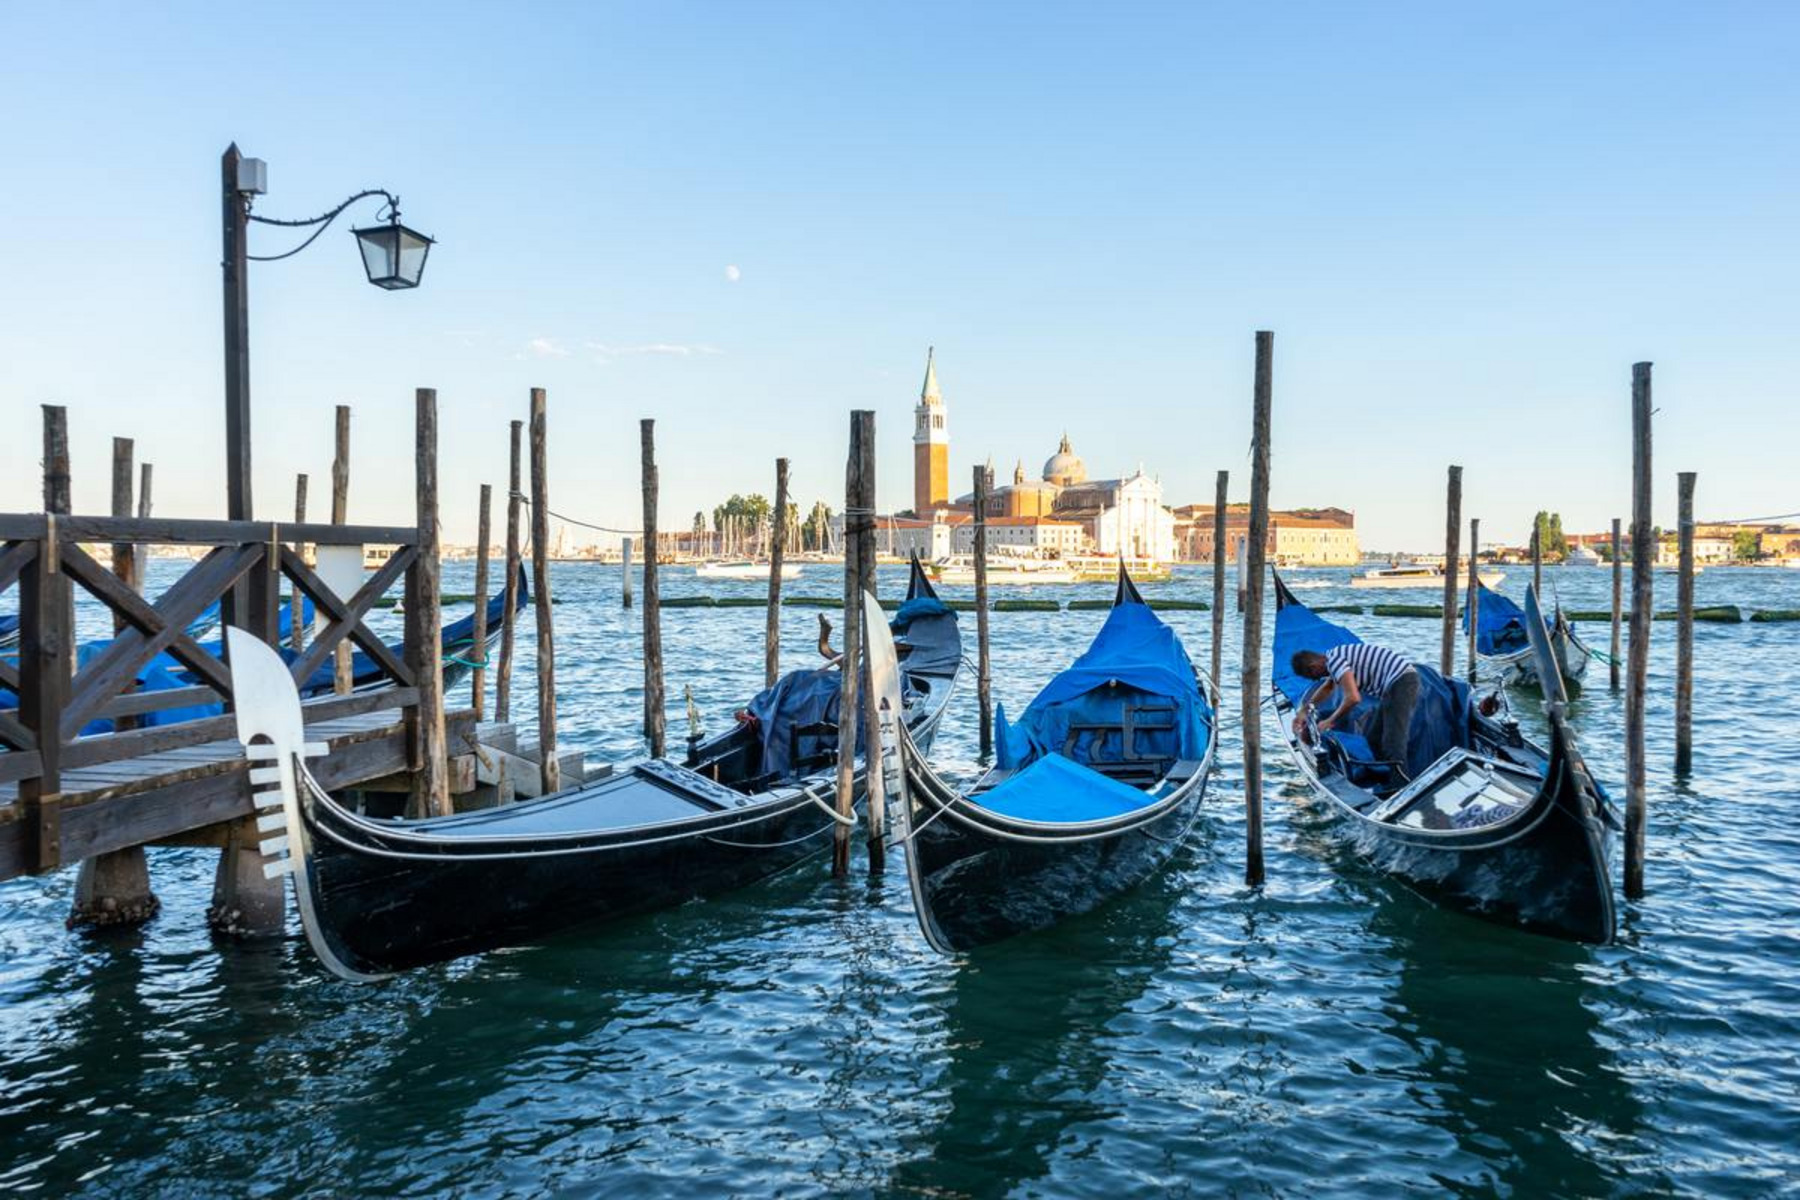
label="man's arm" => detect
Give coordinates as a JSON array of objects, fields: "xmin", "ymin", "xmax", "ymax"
[
  {"xmin": 1318, "ymin": 669, "xmax": 1361, "ymax": 730},
  {"xmin": 1295, "ymin": 676, "xmax": 1338, "ymax": 739}
]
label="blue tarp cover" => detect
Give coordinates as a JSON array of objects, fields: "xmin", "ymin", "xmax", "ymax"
[
  {"xmin": 1462, "ymin": 581, "xmax": 1529, "ymax": 656},
  {"xmin": 973, "ymin": 752, "xmax": 1163, "ymax": 822},
  {"xmin": 890, "ymin": 595, "xmax": 958, "ymax": 676},
  {"xmin": 744, "ymin": 667, "xmax": 843, "ymax": 780},
  {"xmin": 1274, "ymin": 587, "xmax": 1472, "ymax": 779},
  {"xmin": 995, "ymin": 597, "xmax": 1210, "ymax": 772}
]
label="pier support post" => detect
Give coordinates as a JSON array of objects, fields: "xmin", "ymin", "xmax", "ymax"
[
  {"xmin": 1620, "ymin": 518, "xmax": 1634, "ymax": 694},
  {"xmin": 471, "ymin": 483, "xmax": 492, "ymax": 720},
  {"xmin": 496, "ymin": 419, "xmax": 523, "ymax": 722},
  {"xmin": 1241, "ymin": 332, "xmax": 1273, "ymax": 887},
  {"xmin": 532, "ymin": 392, "xmax": 562, "ymax": 791},
  {"xmin": 407, "ymin": 388, "xmax": 450, "ymax": 818},
  {"xmin": 73, "ymin": 434, "xmax": 160, "ymax": 929},
  {"xmin": 640, "ymin": 418, "xmax": 664, "ymax": 759},
  {"xmin": 974, "ymin": 465, "xmax": 993, "ymax": 761},
  {"xmin": 1624, "ymin": 364, "xmax": 1653, "ymax": 900},
  {"xmin": 206, "ymin": 816, "xmax": 283, "ymax": 936},
  {"xmin": 1467, "ymin": 517, "xmax": 1480, "ymax": 682},
  {"xmin": 766, "ymin": 458, "xmax": 790, "ymax": 688},
  {"xmin": 1440, "ymin": 465, "xmax": 1462, "ymax": 676},
  {"xmin": 1211, "ymin": 472, "xmax": 1228, "ymax": 688},
  {"xmin": 331, "ymin": 404, "xmax": 353, "ymax": 694},
  {"xmin": 1675, "ymin": 471, "xmax": 1696, "ymax": 775}
]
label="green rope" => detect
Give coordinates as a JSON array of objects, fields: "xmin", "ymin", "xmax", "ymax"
[{"xmin": 444, "ymin": 652, "xmax": 489, "ymax": 669}]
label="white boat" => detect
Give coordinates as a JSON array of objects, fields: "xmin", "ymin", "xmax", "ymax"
[
  {"xmin": 1350, "ymin": 563, "xmax": 1506, "ymax": 590},
  {"xmin": 695, "ymin": 560, "xmax": 802, "ymax": 580},
  {"xmin": 1565, "ymin": 545, "xmax": 1602, "ymax": 567},
  {"xmin": 928, "ymin": 555, "xmax": 1077, "ymax": 586}
]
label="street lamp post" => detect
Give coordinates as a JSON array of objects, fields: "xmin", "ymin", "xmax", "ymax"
[{"xmin": 218, "ymin": 141, "xmax": 434, "ymax": 637}]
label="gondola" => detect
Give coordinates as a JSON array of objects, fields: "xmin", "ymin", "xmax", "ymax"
[
  {"xmin": 868, "ymin": 565, "xmax": 1216, "ymax": 954},
  {"xmin": 1272, "ymin": 573, "xmax": 1615, "ymax": 943},
  {"xmin": 225, "ymin": 557, "xmax": 961, "ymax": 980},
  {"xmin": 1462, "ymin": 577, "xmax": 1592, "ymax": 692}
]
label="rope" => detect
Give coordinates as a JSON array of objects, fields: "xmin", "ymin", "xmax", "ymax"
[
  {"xmin": 798, "ymin": 782, "xmax": 858, "ymax": 828},
  {"xmin": 512, "ymin": 492, "xmax": 643, "ymax": 536},
  {"xmin": 444, "ymin": 652, "xmax": 488, "ymax": 669}
]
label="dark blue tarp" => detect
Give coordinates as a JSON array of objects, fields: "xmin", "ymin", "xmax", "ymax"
[
  {"xmin": 1274, "ymin": 587, "xmax": 1472, "ymax": 778},
  {"xmin": 1462, "ymin": 581, "xmax": 1528, "ymax": 656},
  {"xmin": 994, "ymin": 597, "xmax": 1210, "ymax": 773},
  {"xmin": 975, "ymin": 752, "xmax": 1162, "ymax": 822},
  {"xmin": 890, "ymin": 595, "xmax": 958, "ymax": 676},
  {"xmin": 745, "ymin": 666, "xmax": 843, "ymax": 780}
]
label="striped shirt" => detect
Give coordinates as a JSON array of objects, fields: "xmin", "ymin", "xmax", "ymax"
[{"xmin": 1325, "ymin": 644, "xmax": 1412, "ymax": 698}]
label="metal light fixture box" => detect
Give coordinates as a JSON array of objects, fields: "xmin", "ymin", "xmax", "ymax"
[
  {"xmin": 351, "ymin": 220, "xmax": 435, "ymax": 290},
  {"xmin": 236, "ymin": 158, "xmax": 268, "ymax": 195}
]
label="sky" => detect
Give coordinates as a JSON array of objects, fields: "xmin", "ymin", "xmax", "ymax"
[{"xmin": 2, "ymin": 2, "xmax": 1796, "ymax": 550}]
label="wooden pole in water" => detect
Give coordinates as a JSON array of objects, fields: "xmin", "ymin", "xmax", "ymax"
[
  {"xmin": 1675, "ymin": 471, "xmax": 1696, "ymax": 775},
  {"xmin": 331, "ymin": 404, "xmax": 353, "ymax": 694},
  {"xmin": 1610, "ymin": 517, "xmax": 1623, "ymax": 693},
  {"xmin": 1624, "ymin": 363, "xmax": 1653, "ymax": 900},
  {"xmin": 134, "ymin": 461, "xmax": 153, "ymax": 591},
  {"xmin": 496, "ymin": 419, "xmax": 523, "ymax": 723},
  {"xmin": 410, "ymin": 388, "xmax": 450, "ymax": 818},
  {"xmin": 766, "ymin": 457, "xmax": 790, "ymax": 688},
  {"xmin": 833, "ymin": 412, "xmax": 869, "ymax": 877},
  {"xmin": 1531, "ymin": 524, "xmax": 1543, "ymax": 598},
  {"xmin": 1467, "ymin": 517, "xmax": 1480, "ymax": 682},
  {"xmin": 1440, "ymin": 465, "xmax": 1463, "ymax": 676},
  {"xmin": 290, "ymin": 473, "xmax": 308, "ymax": 654},
  {"xmin": 1211, "ymin": 471, "xmax": 1227, "ymax": 690},
  {"xmin": 1241, "ymin": 332, "xmax": 1273, "ymax": 887},
  {"xmin": 855, "ymin": 415, "xmax": 884, "ymax": 871},
  {"xmin": 621, "ymin": 536, "xmax": 634, "ymax": 609},
  {"xmin": 471, "ymin": 483, "xmax": 492, "ymax": 721},
  {"xmin": 974, "ymin": 465, "xmax": 993, "ymax": 761},
  {"xmin": 530, "ymin": 390, "xmax": 561, "ymax": 793},
  {"xmin": 110, "ymin": 438, "xmax": 135, "ymax": 634},
  {"xmin": 640, "ymin": 418, "xmax": 665, "ymax": 759},
  {"xmin": 1234, "ymin": 534, "xmax": 1247, "ymax": 613}
]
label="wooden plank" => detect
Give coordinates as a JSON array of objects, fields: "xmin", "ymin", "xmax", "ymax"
[
  {"xmin": 0, "ymin": 539, "xmax": 38, "ymax": 595},
  {"xmin": 0, "ymin": 514, "xmax": 415, "ymax": 548}
]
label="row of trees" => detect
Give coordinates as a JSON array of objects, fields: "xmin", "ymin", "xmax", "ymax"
[{"xmin": 689, "ymin": 494, "xmax": 837, "ymax": 552}]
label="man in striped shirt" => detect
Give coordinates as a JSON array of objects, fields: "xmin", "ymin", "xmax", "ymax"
[{"xmin": 1290, "ymin": 642, "xmax": 1421, "ymax": 774}]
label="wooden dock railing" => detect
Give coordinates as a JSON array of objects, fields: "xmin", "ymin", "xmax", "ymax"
[{"xmin": 0, "ymin": 512, "xmax": 426, "ymax": 874}]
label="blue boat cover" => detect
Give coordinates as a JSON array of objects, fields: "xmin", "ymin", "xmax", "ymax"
[
  {"xmin": 1462, "ymin": 581, "xmax": 1529, "ymax": 656},
  {"xmin": 974, "ymin": 752, "xmax": 1165, "ymax": 822},
  {"xmin": 994, "ymin": 596, "xmax": 1210, "ymax": 774},
  {"xmin": 1274, "ymin": 586, "xmax": 1473, "ymax": 778},
  {"xmin": 744, "ymin": 666, "xmax": 844, "ymax": 780},
  {"xmin": 890, "ymin": 595, "xmax": 958, "ymax": 676}
]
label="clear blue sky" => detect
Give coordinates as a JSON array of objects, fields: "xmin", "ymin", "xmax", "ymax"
[{"xmin": 3, "ymin": 2, "xmax": 1795, "ymax": 550}]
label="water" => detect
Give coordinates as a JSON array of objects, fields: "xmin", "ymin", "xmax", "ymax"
[{"xmin": 3, "ymin": 562, "xmax": 1797, "ymax": 1197}]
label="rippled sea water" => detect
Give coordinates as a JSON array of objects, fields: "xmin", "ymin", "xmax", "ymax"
[{"xmin": 3, "ymin": 562, "xmax": 1797, "ymax": 1198}]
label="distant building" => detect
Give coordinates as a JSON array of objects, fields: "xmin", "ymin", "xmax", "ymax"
[
  {"xmin": 951, "ymin": 515, "xmax": 1087, "ymax": 556},
  {"xmin": 1174, "ymin": 505, "xmax": 1359, "ymax": 565}
]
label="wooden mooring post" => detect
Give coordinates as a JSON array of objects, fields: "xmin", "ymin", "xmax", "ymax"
[
  {"xmin": 1211, "ymin": 470, "xmax": 1227, "ymax": 690},
  {"xmin": 133, "ymin": 461, "xmax": 153, "ymax": 588},
  {"xmin": 72, "ymin": 431, "xmax": 159, "ymax": 928},
  {"xmin": 1676, "ymin": 471, "xmax": 1696, "ymax": 775},
  {"xmin": 1610, "ymin": 518, "xmax": 1623, "ymax": 693},
  {"xmin": 531, "ymin": 391, "xmax": 561, "ymax": 793},
  {"xmin": 1234, "ymin": 535, "xmax": 1247, "ymax": 613},
  {"xmin": 471, "ymin": 483, "xmax": 492, "ymax": 720},
  {"xmin": 641, "ymin": 418, "xmax": 665, "ymax": 759},
  {"xmin": 621, "ymin": 536, "xmax": 634, "ymax": 609},
  {"xmin": 833, "ymin": 411, "xmax": 871, "ymax": 877},
  {"xmin": 1242, "ymin": 332, "xmax": 1273, "ymax": 887},
  {"xmin": 1466, "ymin": 516, "xmax": 1480, "ymax": 681},
  {"xmin": 331, "ymin": 404, "xmax": 353, "ymax": 695},
  {"xmin": 854, "ymin": 416, "xmax": 883, "ymax": 871},
  {"xmin": 1440, "ymin": 465, "xmax": 1462, "ymax": 675},
  {"xmin": 766, "ymin": 457, "xmax": 790, "ymax": 689},
  {"xmin": 496, "ymin": 419, "xmax": 523, "ymax": 722},
  {"xmin": 974, "ymin": 465, "xmax": 993, "ymax": 761},
  {"xmin": 1624, "ymin": 363, "xmax": 1653, "ymax": 900},
  {"xmin": 290, "ymin": 473, "xmax": 308, "ymax": 654},
  {"xmin": 407, "ymin": 388, "xmax": 450, "ymax": 819}
]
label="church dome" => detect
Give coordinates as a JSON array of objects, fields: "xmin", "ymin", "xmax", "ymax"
[{"xmin": 1043, "ymin": 433, "xmax": 1087, "ymax": 486}]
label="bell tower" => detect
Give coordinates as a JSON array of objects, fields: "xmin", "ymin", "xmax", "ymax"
[{"xmin": 912, "ymin": 347, "xmax": 949, "ymax": 516}]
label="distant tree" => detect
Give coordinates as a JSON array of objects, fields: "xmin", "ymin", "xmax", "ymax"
[
  {"xmin": 1733, "ymin": 529, "xmax": 1762, "ymax": 561},
  {"xmin": 1533, "ymin": 510, "xmax": 1569, "ymax": 558},
  {"xmin": 711, "ymin": 493, "xmax": 771, "ymax": 532}
]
